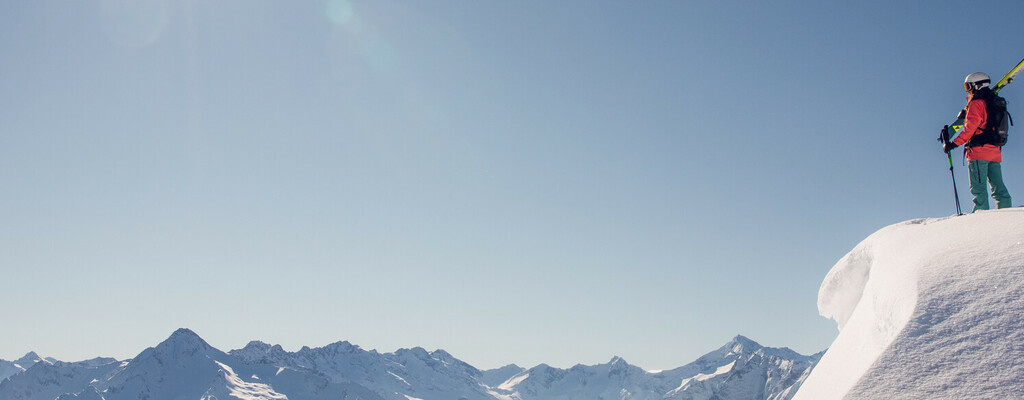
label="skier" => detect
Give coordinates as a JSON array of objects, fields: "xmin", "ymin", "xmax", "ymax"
[{"xmin": 943, "ymin": 72, "xmax": 1013, "ymax": 211}]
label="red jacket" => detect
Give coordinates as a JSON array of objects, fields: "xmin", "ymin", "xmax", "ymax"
[{"xmin": 953, "ymin": 95, "xmax": 1002, "ymax": 162}]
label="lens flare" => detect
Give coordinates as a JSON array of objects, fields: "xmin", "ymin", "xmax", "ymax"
[
  {"xmin": 326, "ymin": 0, "xmax": 355, "ymax": 26},
  {"xmin": 324, "ymin": 0, "xmax": 396, "ymax": 73}
]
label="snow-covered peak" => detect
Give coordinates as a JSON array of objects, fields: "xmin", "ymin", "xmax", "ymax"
[
  {"xmin": 240, "ymin": 340, "xmax": 273, "ymax": 352},
  {"xmin": 14, "ymin": 351, "xmax": 49, "ymax": 369},
  {"xmin": 0, "ymin": 351, "xmax": 61, "ymax": 388},
  {"xmin": 395, "ymin": 346, "xmax": 431, "ymax": 361},
  {"xmin": 480, "ymin": 364, "xmax": 524, "ymax": 388},
  {"xmin": 230, "ymin": 341, "xmax": 289, "ymax": 364},
  {"xmin": 227, "ymin": 339, "xmax": 495, "ymax": 399},
  {"xmin": 795, "ymin": 210, "xmax": 1024, "ymax": 399},
  {"xmin": 134, "ymin": 328, "xmax": 217, "ymax": 362},
  {"xmin": 94, "ymin": 329, "xmax": 235, "ymax": 400},
  {"xmin": 320, "ymin": 340, "xmax": 361, "ymax": 354},
  {"xmin": 131, "ymin": 327, "xmax": 218, "ymax": 363},
  {"xmin": 162, "ymin": 328, "xmax": 212, "ymax": 351},
  {"xmin": 522, "ymin": 362, "xmax": 556, "ymax": 377},
  {"xmin": 428, "ymin": 348, "xmax": 455, "ymax": 362},
  {"xmin": 385, "ymin": 346, "xmax": 491, "ymax": 399},
  {"xmin": 719, "ymin": 336, "xmax": 812, "ymax": 363},
  {"xmin": 591, "ymin": 356, "xmax": 643, "ymax": 377},
  {"xmin": 725, "ymin": 335, "xmax": 762, "ymax": 354},
  {"xmin": 672, "ymin": 335, "xmax": 761, "ymax": 372},
  {"xmin": 729, "ymin": 335, "xmax": 761, "ymax": 351}
]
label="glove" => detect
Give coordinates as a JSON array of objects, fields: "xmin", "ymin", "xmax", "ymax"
[{"xmin": 943, "ymin": 141, "xmax": 958, "ymax": 154}]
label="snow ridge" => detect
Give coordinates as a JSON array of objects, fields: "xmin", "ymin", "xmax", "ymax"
[{"xmin": 796, "ymin": 209, "xmax": 1024, "ymax": 399}]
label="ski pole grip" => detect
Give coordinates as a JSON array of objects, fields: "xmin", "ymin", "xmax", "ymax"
[{"xmin": 939, "ymin": 125, "xmax": 950, "ymax": 143}]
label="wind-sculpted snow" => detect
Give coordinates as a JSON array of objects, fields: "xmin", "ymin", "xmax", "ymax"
[{"xmin": 796, "ymin": 209, "xmax": 1024, "ymax": 399}]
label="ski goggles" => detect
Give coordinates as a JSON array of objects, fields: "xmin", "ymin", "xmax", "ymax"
[{"xmin": 965, "ymin": 80, "xmax": 991, "ymax": 91}]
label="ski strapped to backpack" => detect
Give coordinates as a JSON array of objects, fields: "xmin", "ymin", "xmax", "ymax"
[
  {"xmin": 993, "ymin": 57, "xmax": 1024, "ymax": 93},
  {"xmin": 946, "ymin": 56, "xmax": 1024, "ymax": 141}
]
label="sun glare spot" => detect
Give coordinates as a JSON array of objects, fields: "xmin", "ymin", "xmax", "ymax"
[{"xmin": 326, "ymin": 0, "xmax": 355, "ymax": 26}]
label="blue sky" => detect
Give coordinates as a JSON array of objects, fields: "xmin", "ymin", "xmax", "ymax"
[{"xmin": 2, "ymin": 0, "xmax": 1023, "ymax": 371}]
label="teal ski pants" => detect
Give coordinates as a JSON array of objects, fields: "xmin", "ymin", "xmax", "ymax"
[{"xmin": 968, "ymin": 160, "xmax": 1012, "ymax": 212}]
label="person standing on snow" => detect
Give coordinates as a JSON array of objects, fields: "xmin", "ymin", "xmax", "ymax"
[{"xmin": 943, "ymin": 72, "xmax": 1012, "ymax": 211}]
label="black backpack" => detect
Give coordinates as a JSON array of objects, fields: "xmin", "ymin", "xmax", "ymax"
[{"xmin": 969, "ymin": 89, "xmax": 1013, "ymax": 147}]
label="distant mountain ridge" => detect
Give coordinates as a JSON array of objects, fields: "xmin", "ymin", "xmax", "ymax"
[
  {"xmin": 0, "ymin": 329, "xmax": 820, "ymax": 400},
  {"xmin": 0, "ymin": 351, "xmax": 58, "ymax": 382}
]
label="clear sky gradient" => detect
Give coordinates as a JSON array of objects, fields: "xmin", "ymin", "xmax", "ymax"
[{"xmin": 2, "ymin": 0, "xmax": 1023, "ymax": 371}]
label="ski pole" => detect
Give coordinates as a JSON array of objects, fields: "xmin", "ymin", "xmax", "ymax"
[
  {"xmin": 938, "ymin": 125, "xmax": 963, "ymax": 215},
  {"xmin": 946, "ymin": 151, "xmax": 963, "ymax": 216}
]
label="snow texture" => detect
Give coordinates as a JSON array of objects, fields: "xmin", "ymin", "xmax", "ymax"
[
  {"xmin": 200, "ymin": 361, "xmax": 288, "ymax": 400},
  {"xmin": 480, "ymin": 365, "xmax": 526, "ymax": 389},
  {"xmin": 795, "ymin": 209, "xmax": 1024, "ymax": 399}
]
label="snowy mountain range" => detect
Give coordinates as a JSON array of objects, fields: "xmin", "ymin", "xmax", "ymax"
[{"xmin": 0, "ymin": 330, "xmax": 820, "ymax": 400}]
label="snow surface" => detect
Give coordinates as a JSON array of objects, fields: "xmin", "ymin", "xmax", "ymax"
[
  {"xmin": 795, "ymin": 209, "xmax": 1024, "ymax": 399},
  {"xmin": 480, "ymin": 364, "xmax": 525, "ymax": 388},
  {"xmin": 201, "ymin": 361, "xmax": 288, "ymax": 400}
]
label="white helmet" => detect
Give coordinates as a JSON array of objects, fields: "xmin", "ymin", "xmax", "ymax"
[{"xmin": 964, "ymin": 72, "xmax": 991, "ymax": 91}]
